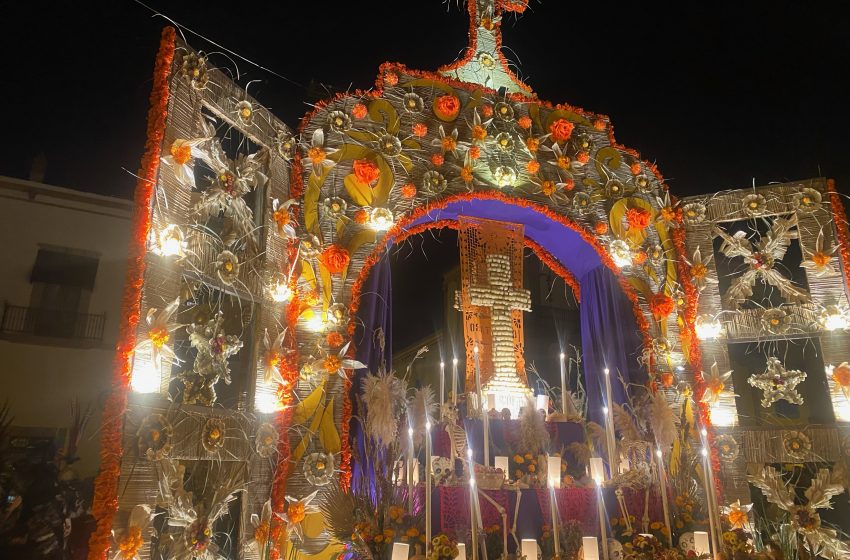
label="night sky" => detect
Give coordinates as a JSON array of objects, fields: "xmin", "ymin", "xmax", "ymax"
[{"xmin": 4, "ymin": 1, "xmax": 850, "ymax": 199}]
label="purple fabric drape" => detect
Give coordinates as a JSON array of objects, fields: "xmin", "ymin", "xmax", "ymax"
[
  {"xmin": 579, "ymin": 266, "xmax": 646, "ymax": 424},
  {"xmin": 351, "ymin": 256, "xmax": 393, "ymax": 494}
]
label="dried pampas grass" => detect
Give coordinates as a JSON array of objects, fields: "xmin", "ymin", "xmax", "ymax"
[
  {"xmin": 408, "ymin": 386, "xmax": 437, "ymax": 446},
  {"xmin": 519, "ymin": 394, "xmax": 550, "ymax": 455},
  {"xmin": 646, "ymin": 391, "xmax": 676, "ymax": 450},
  {"xmin": 362, "ymin": 369, "xmax": 407, "ymax": 445}
]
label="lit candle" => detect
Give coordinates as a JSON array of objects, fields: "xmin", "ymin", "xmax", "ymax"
[
  {"xmin": 694, "ymin": 531, "xmax": 710, "ymax": 556},
  {"xmin": 391, "ymin": 542, "xmax": 410, "ymax": 560},
  {"xmin": 602, "ymin": 368, "xmax": 616, "ymax": 478},
  {"xmin": 452, "ymin": 357, "xmax": 459, "ymax": 407},
  {"xmin": 588, "ymin": 461, "xmax": 609, "ymax": 560},
  {"xmin": 655, "ymin": 448, "xmax": 673, "ymax": 547},
  {"xmin": 408, "ymin": 427, "xmax": 415, "ymax": 515},
  {"xmin": 701, "ymin": 447, "xmax": 720, "ymax": 558},
  {"xmin": 548, "ymin": 456, "xmax": 561, "ymax": 557},
  {"xmin": 455, "ymin": 543, "xmax": 466, "ymax": 560},
  {"xmin": 536, "ymin": 393, "xmax": 549, "ymax": 413},
  {"xmin": 560, "ymin": 352, "xmax": 568, "ymax": 415},
  {"xmin": 521, "ymin": 539, "xmax": 537, "ymax": 560},
  {"xmin": 474, "ymin": 346, "xmax": 489, "ymax": 467},
  {"xmin": 495, "ymin": 456, "xmax": 509, "ymax": 480},
  {"xmin": 440, "ymin": 361, "xmax": 446, "ymax": 412},
  {"xmin": 426, "ymin": 421, "xmax": 432, "ymax": 555},
  {"xmin": 582, "ymin": 537, "xmax": 600, "ymax": 560}
]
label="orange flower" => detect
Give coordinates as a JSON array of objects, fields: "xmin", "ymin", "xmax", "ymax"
[
  {"xmin": 118, "ymin": 526, "xmax": 143, "ymax": 559},
  {"xmin": 660, "ymin": 372, "xmax": 674, "ymax": 388},
  {"xmin": 468, "ymin": 145, "xmax": 481, "ymax": 159},
  {"xmin": 812, "ymin": 251, "xmax": 831, "ymax": 267},
  {"xmin": 307, "ymin": 146, "xmax": 326, "ymax": 165},
  {"xmin": 170, "ymin": 143, "xmax": 192, "ymax": 165},
  {"xmin": 434, "ymin": 94, "xmax": 461, "ymax": 120},
  {"xmin": 625, "ymin": 207, "xmax": 651, "ymax": 230},
  {"xmin": 556, "ymin": 155, "xmax": 570, "ymax": 169},
  {"xmin": 633, "ymin": 250, "xmax": 648, "ymax": 264},
  {"xmin": 327, "ymin": 332, "xmax": 345, "ymax": 348},
  {"xmin": 254, "ymin": 521, "xmax": 270, "ymax": 545},
  {"xmin": 401, "ymin": 183, "xmax": 417, "ymax": 198},
  {"xmin": 384, "ymin": 72, "xmax": 399, "ymax": 86},
  {"xmin": 273, "ymin": 207, "xmax": 291, "ymax": 229},
  {"xmin": 548, "ymin": 118, "xmax": 574, "ymax": 143},
  {"xmin": 303, "ymin": 289, "xmax": 320, "ymax": 306},
  {"xmin": 442, "ymin": 135, "xmax": 457, "ymax": 152},
  {"xmin": 323, "ymin": 355, "xmax": 342, "ymax": 373},
  {"xmin": 595, "ymin": 222, "xmax": 608, "ymax": 235},
  {"xmin": 525, "ymin": 137, "xmax": 539, "ymax": 152},
  {"xmin": 287, "ymin": 501, "xmax": 306, "ymax": 524},
  {"xmin": 576, "ymin": 151, "xmax": 590, "ymax": 164},
  {"xmin": 691, "ymin": 262, "xmax": 708, "ymax": 280},
  {"xmin": 593, "ymin": 119, "xmax": 606, "ymax": 130},
  {"xmin": 149, "ymin": 327, "xmax": 169, "ymax": 348},
  {"xmin": 431, "ymin": 153, "xmax": 445, "ymax": 166},
  {"xmin": 412, "ymin": 122, "xmax": 428, "ymax": 137},
  {"xmin": 630, "ymin": 162, "xmax": 642, "ymax": 175},
  {"xmin": 832, "ymin": 363, "xmax": 850, "ymax": 387},
  {"xmin": 352, "ymin": 103, "xmax": 368, "ymax": 119},
  {"xmin": 472, "ymin": 125, "xmax": 487, "ymax": 140},
  {"xmin": 660, "ymin": 205, "xmax": 679, "ymax": 223},
  {"xmin": 540, "ymin": 180, "xmax": 556, "ymax": 196},
  {"xmin": 526, "ymin": 160, "xmax": 540, "ymax": 174},
  {"xmin": 563, "ymin": 178, "xmax": 575, "ymax": 191},
  {"xmin": 518, "ymin": 116, "xmax": 532, "ymax": 129},
  {"xmin": 353, "ymin": 209, "xmax": 368, "ymax": 224},
  {"xmin": 728, "ymin": 509, "xmax": 748, "ymax": 529},
  {"xmin": 481, "ymin": 104, "xmax": 494, "ymax": 118},
  {"xmin": 353, "ymin": 159, "xmax": 380, "ymax": 185},
  {"xmin": 460, "ymin": 166, "xmax": 474, "ymax": 183},
  {"xmin": 649, "ymin": 293, "xmax": 675, "ymax": 319},
  {"xmin": 319, "ymin": 244, "xmax": 350, "ymax": 274}
]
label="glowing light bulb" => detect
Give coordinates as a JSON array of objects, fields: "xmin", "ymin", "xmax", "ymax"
[
  {"xmin": 425, "ymin": 421, "xmax": 431, "ymax": 431},
  {"xmin": 604, "ymin": 368, "xmax": 610, "ymax": 375},
  {"xmin": 154, "ymin": 224, "xmax": 185, "ymax": 257},
  {"xmin": 469, "ymin": 477, "xmax": 476, "ymax": 487},
  {"xmin": 473, "ymin": 346, "xmax": 479, "ymax": 354},
  {"xmin": 695, "ymin": 314, "xmax": 723, "ymax": 339},
  {"xmin": 453, "ymin": 357, "xmax": 458, "ymax": 365},
  {"xmin": 305, "ymin": 314, "xmax": 325, "ymax": 332},
  {"xmin": 820, "ymin": 305, "xmax": 850, "ymax": 331},
  {"xmin": 701, "ymin": 428, "xmax": 708, "ymax": 437},
  {"xmin": 255, "ymin": 391, "xmax": 283, "ymax": 414},
  {"xmin": 409, "ymin": 428, "xmax": 414, "ymax": 438},
  {"xmin": 467, "ymin": 448, "xmax": 473, "ymax": 459},
  {"xmin": 369, "ymin": 207, "xmax": 394, "ymax": 231},
  {"xmin": 656, "ymin": 448, "xmax": 663, "ymax": 459},
  {"xmin": 131, "ymin": 361, "xmax": 160, "ymax": 393},
  {"xmin": 602, "ymin": 406, "xmax": 608, "ymax": 415},
  {"xmin": 701, "ymin": 448, "xmax": 708, "ymax": 457},
  {"xmin": 269, "ymin": 279, "xmax": 292, "ymax": 303},
  {"xmin": 560, "ymin": 352, "xmax": 566, "ymax": 359}
]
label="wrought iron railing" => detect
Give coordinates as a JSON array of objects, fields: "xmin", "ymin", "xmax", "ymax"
[{"xmin": 0, "ymin": 304, "xmax": 106, "ymax": 342}]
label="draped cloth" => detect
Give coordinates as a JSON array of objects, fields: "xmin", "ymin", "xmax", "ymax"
[
  {"xmin": 351, "ymin": 256, "xmax": 393, "ymax": 495},
  {"xmin": 579, "ymin": 266, "xmax": 646, "ymax": 424}
]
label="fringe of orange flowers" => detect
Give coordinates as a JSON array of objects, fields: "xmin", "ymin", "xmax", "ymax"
[
  {"xmin": 671, "ymin": 225, "xmax": 723, "ymax": 495},
  {"xmin": 87, "ymin": 26, "xmax": 176, "ymax": 560},
  {"xmin": 827, "ymin": 180, "xmax": 850, "ymax": 301}
]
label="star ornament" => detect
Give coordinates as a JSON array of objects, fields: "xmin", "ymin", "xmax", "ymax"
[{"xmin": 748, "ymin": 357, "xmax": 807, "ymax": 408}]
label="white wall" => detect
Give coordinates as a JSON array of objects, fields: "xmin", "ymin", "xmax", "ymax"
[{"xmin": 0, "ymin": 176, "xmax": 131, "ymax": 477}]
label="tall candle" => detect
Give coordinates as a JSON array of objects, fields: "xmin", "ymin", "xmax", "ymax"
[
  {"xmin": 440, "ymin": 361, "xmax": 446, "ymax": 412},
  {"xmin": 469, "ymin": 477, "xmax": 478, "ymax": 560},
  {"xmin": 391, "ymin": 542, "xmax": 410, "ymax": 560},
  {"xmin": 408, "ymin": 427, "xmax": 415, "ymax": 514},
  {"xmin": 425, "ymin": 422, "xmax": 432, "ymax": 554},
  {"xmin": 655, "ymin": 449, "xmax": 673, "ymax": 547},
  {"xmin": 602, "ymin": 368, "xmax": 617, "ymax": 478},
  {"xmin": 694, "ymin": 531, "xmax": 710, "ymax": 556},
  {"xmin": 549, "ymin": 482, "xmax": 561, "ymax": 557},
  {"xmin": 701, "ymin": 447, "xmax": 720, "ymax": 558},
  {"xmin": 455, "ymin": 543, "xmax": 466, "ymax": 560},
  {"xmin": 560, "ymin": 352, "xmax": 568, "ymax": 415},
  {"xmin": 474, "ymin": 346, "xmax": 489, "ymax": 467},
  {"xmin": 452, "ymin": 357, "xmax": 459, "ymax": 407},
  {"xmin": 521, "ymin": 539, "xmax": 537, "ymax": 560},
  {"xmin": 582, "ymin": 537, "xmax": 600, "ymax": 560}
]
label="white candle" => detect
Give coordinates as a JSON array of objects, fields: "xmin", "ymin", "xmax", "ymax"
[
  {"xmin": 582, "ymin": 537, "xmax": 600, "ymax": 560},
  {"xmin": 595, "ymin": 476, "xmax": 609, "ymax": 560},
  {"xmin": 589, "ymin": 457, "xmax": 605, "ymax": 484},
  {"xmin": 560, "ymin": 352, "xmax": 568, "ymax": 415},
  {"xmin": 536, "ymin": 394, "xmax": 549, "ymax": 413},
  {"xmin": 470, "ymin": 477, "xmax": 478, "ymax": 560},
  {"xmin": 452, "ymin": 357, "xmax": 459, "ymax": 406},
  {"xmin": 426, "ymin": 422, "xmax": 432, "ymax": 554},
  {"xmin": 547, "ymin": 456, "xmax": 562, "ymax": 489},
  {"xmin": 391, "ymin": 542, "xmax": 410, "ymax": 560},
  {"xmin": 495, "ymin": 456, "xmax": 509, "ymax": 480},
  {"xmin": 487, "ymin": 392, "xmax": 496, "ymax": 412},
  {"xmin": 655, "ymin": 448, "xmax": 673, "ymax": 547},
  {"xmin": 521, "ymin": 539, "xmax": 537, "ymax": 560},
  {"xmin": 603, "ymin": 368, "xmax": 617, "ymax": 479},
  {"xmin": 408, "ymin": 427, "xmax": 414, "ymax": 514},
  {"xmin": 701, "ymin": 447, "xmax": 720, "ymax": 558},
  {"xmin": 549, "ymin": 485, "xmax": 561, "ymax": 557},
  {"xmin": 455, "ymin": 543, "xmax": 466, "ymax": 560},
  {"xmin": 474, "ymin": 346, "xmax": 489, "ymax": 467},
  {"xmin": 440, "ymin": 361, "xmax": 446, "ymax": 411},
  {"xmin": 694, "ymin": 531, "xmax": 710, "ymax": 556}
]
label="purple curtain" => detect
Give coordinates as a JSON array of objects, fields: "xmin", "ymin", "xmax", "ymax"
[
  {"xmin": 579, "ymin": 265, "xmax": 646, "ymax": 424},
  {"xmin": 351, "ymin": 256, "xmax": 393, "ymax": 494}
]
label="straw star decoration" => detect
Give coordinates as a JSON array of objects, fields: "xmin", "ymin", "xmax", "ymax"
[{"xmin": 747, "ymin": 357, "xmax": 807, "ymax": 408}]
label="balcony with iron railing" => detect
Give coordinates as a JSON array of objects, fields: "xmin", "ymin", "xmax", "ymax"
[{"xmin": 0, "ymin": 304, "xmax": 106, "ymax": 346}]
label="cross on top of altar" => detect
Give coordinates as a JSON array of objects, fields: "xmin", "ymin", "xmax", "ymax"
[{"xmin": 455, "ymin": 217, "xmax": 532, "ymax": 417}]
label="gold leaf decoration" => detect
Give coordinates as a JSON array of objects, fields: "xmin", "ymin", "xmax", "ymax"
[
  {"xmin": 343, "ymin": 174, "xmax": 374, "ymax": 206},
  {"xmin": 368, "ymin": 99, "xmax": 400, "ymax": 134},
  {"xmin": 319, "ymin": 396, "xmax": 341, "ymax": 454}
]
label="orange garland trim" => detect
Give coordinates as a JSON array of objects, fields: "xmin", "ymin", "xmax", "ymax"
[
  {"xmin": 87, "ymin": 26, "xmax": 176, "ymax": 560},
  {"xmin": 827, "ymin": 179, "xmax": 850, "ymax": 303}
]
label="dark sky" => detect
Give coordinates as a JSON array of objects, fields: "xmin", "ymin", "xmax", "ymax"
[{"xmin": 4, "ymin": 1, "xmax": 850, "ymax": 199}]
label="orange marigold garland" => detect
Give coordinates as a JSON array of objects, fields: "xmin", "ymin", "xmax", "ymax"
[
  {"xmin": 827, "ymin": 179, "xmax": 850, "ymax": 301},
  {"xmin": 87, "ymin": 26, "xmax": 176, "ymax": 560}
]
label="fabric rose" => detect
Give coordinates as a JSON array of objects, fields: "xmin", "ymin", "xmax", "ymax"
[
  {"xmin": 319, "ymin": 244, "xmax": 350, "ymax": 274},
  {"xmin": 649, "ymin": 293, "xmax": 675, "ymax": 319},
  {"xmin": 434, "ymin": 94, "xmax": 461, "ymax": 120},
  {"xmin": 625, "ymin": 207, "xmax": 652, "ymax": 230},
  {"xmin": 548, "ymin": 118, "xmax": 574, "ymax": 143},
  {"xmin": 352, "ymin": 159, "xmax": 380, "ymax": 185}
]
